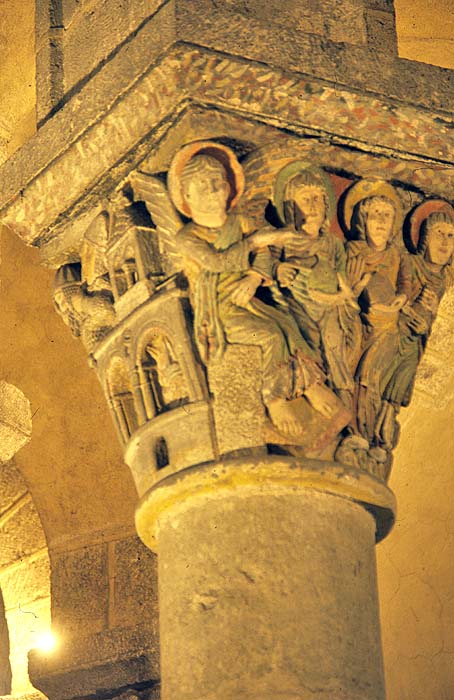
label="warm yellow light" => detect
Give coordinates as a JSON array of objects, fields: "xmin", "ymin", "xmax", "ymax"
[{"xmin": 34, "ymin": 631, "xmax": 58, "ymax": 653}]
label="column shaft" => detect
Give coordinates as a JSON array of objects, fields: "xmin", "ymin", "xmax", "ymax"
[{"xmin": 156, "ymin": 487, "xmax": 385, "ymax": 700}]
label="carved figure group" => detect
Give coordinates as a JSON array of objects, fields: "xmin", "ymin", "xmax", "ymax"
[
  {"xmin": 164, "ymin": 144, "xmax": 336, "ymax": 437},
  {"xmin": 54, "ymin": 138, "xmax": 454, "ymax": 477}
]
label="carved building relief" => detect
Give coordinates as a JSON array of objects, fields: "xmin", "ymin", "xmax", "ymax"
[{"xmin": 53, "ymin": 137, "xmax": 454, "ymax": 486}]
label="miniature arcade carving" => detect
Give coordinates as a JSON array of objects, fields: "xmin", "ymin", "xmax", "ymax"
[{"xmin": 53, "ymin": 139, "xmax": 454, "ymax": 483}]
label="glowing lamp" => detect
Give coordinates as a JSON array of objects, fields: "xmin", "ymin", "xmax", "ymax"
[{"xmin": 34, "ymin": 631, "xmax": 58, "ymax": 653}]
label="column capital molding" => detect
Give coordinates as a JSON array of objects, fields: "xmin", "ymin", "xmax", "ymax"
[{"xmin": 0, "ymin": 12, "xmax": 452, "ymax": 263}]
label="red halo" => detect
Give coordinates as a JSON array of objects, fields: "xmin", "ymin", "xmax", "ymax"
[
  {"xmin": 410, "ymin": 199, "xmax": 454, "ymax": 250},
  {"xmin": 168, "ymin": 141, "xmax": 245, "ymax": 217}
]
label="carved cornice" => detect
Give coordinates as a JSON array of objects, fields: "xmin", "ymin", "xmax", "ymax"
[{"xmin": 0, "ymin": 42, "xmax": 453, "ymax": 256}]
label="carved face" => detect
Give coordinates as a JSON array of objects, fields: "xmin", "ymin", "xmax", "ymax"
[
  {"xmin": 80, "ymin": 239, "xmax": 105, "ymax": 287},
  {"xmin": 291, "ymin": 185, "xmax": 325, "ymax": 235},
  {"xmin": 425, "ymin": 221, "xmax": 454, "ymax": 266},
  {"xmin": 365, "ymin": 199, "xmax": 395, "ymax": 251},
  {"xmin": 182, "ymin": 160, "xmax": 230, "ymax": 224}
]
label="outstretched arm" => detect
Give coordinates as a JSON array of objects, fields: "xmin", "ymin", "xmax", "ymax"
[{"xmin": 178, "ymin": 228, "xmax": 251, "ymax": 272}]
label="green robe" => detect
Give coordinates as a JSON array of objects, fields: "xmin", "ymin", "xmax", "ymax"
[{"xmin": 178, "ymin": 214, "xmax": 322, "ymax": 403}]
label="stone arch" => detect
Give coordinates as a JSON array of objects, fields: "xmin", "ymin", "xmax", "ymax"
[
  {"xmin": 0, "ymin": 459, "xmax": 51, "ymax": 697},
  {"xmin": 105, "ymin": 354, "xmax": 139, "ymax": 442},
  {"xmin": 136, "ymin": 327, "xmax": 190, "ymax": 415},
  {"xmin": 0, "ymin": 587, "xmax": 12, "ymax": 695}
]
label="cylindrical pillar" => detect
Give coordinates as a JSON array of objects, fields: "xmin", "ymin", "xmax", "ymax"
[{"xmin": 136, "ymin": 457, "xmax": 395, "ymax": 700}]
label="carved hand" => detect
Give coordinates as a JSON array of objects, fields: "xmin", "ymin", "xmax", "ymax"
[
  {"xmin": 406, "ymin": 310, "xmax": 430, "ymax": 335},
  {"xmin": 231, "ymin": 273, "xmax": 261, "ymax": 307},
  {"xmin": 371, "ymin": 294, "xmax": 407, "ymax": 314},
  {"xmin": 419, "ymin": 287, "xmax": 439, "ymax": 314},
  {"xmin": 277, "ymin": 262, "xmax": 298, "ymax": 287},
  {"xmin": 347, "ymin": 255, "xmax": 365, "ymax": 286},
  {"xmin": 347, "ymin": 257, "xmax": 372, "ymax": 295},
  {"xmin": 310, "ymin": 276, "xmax": 356, "ymax": 308}
]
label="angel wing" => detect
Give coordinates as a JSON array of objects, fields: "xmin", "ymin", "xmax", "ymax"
[{"xmin": 130, "ymin": 171, "xmax": 184, "ymax": 277}]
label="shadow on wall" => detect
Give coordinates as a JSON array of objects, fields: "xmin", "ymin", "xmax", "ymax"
[{"xmin": 0, "ymin": 588, "xmax": 12, "ymax": 695}]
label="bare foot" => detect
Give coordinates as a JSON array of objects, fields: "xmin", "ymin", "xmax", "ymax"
[
  {"xmin": 267, "ymin": 398, "xmax": 303, "ymax": 437},
  {"xmin": 304, "ymin": 383, "xmax": 336, "ymax": 419}
]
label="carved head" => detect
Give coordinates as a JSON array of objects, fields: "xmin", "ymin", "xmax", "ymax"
[
  {"xmin": 419, "ymin": 210, "xmax": 454, "ymax": 267},
  {"xmin": 352, "ymin": 195, "xmax": 396, "ymax": 251},
  {"xmin": 284, "ymin": 171, "xmax": 330, "ymax": 236},
  {"xmin": 168, "ymin": 141, "xmax": 245, "ymax": 222},
  {"xmin": 343, "ymin": 179, "xmax": 402, "ymax": 244},
  {"xmin": 181, "ymin": 155, "xmax": 231, "ymax": 225}
]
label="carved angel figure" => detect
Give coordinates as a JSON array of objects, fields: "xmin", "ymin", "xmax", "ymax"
[
  {"xmin": 131, "ymin": 141, "xmax": 334, "ymax": 437},
  {"xmin": 342, "ymin": 180, "xmax": 411, "ymax": 452},
  {"xmin": 270, "ymin": 163, "xmax": 359, "ymax": 409},
  {"xmin": 54, "ymin": 213, "xmax": 115, "ymax": 354},
  {"xmin": 378, "ymin": 201, "xmax": 454, "ymax": 448}
]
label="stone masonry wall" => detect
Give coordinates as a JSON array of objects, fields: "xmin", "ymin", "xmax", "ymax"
[{"xmin": 35, "ymin": 0, "xmax": 167, "ymax": 123}]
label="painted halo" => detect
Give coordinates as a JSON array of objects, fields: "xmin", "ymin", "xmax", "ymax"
[
  {"xmin": 342, "ymin": 179, "xmax": 403, "ymax": 236},
  {"xmin": 409, "ymin": 199, "xmax": 454, "ymax": 251},
  {"xmin": 167, "ymin": 141, "xmax": 245, "ymax": 217},
  {"xmin": 273, "ymin": 161, "xmax": 336, "ymax": 226}
]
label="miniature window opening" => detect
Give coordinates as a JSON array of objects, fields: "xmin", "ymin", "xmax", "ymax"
[
  {"xmin": 155, "ymin": 437, "xmax": 170, "ymax": 470},
  {"xmin": 123, "ymin": 258, "xmax": 139, "ymax": 287},
  {"xmin": 114, "ymin": 267, "xmax": 128, "ymax": 297}
]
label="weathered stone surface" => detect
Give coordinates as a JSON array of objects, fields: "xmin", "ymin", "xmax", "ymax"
[
  {"xmin": 157, "ymin": 481, "xmax": 384, "ymax": 700},
  {"xmin": 0, "ymin": 0, "xmax": 36, "ymax": 162},
  {"xmin": 0, "ymin": 551, "xmax": 50, "ymax": 611},
  {"xmin": 0, "ymin": 588, "xmax": 11, "ymax": 694},
  {"xmin": 175, "ymin": 1, "xmax": 453, "ymax": 108},
  {"xmin": 365, "ymin": 7, "xmax": 398, "ymax": 53},
  {"xmin": 0, "ymin": 499, "xmax": 46, "ymax": 570},
  {"xmin": 408, "ymin": 284, "xmax": 454, "ymax": 408},
  {"xmin": 208, "ymin": 345, "xmax": 265, "ymax": 455},
  {"xmin": 0, "ymin": 381, "xmax": 32, "ymax": 464},
  {"xmin": 112, "ymin": 536, "xmax": 158, "ymax": 629},
  {"xmin": 51, "ymin": 543, "xmax": 109, "ymax": 636},
  {"xmin": 0, "ymin": 459, "xmax": 28, "ymax": 514},
  {"xmin": 215, "ymin": 0, "xmax": 368, "ymax": 46},
  {"xmin": 29, "ymin": 624, "xmax": 159, "ymax": 700},
  {"xmin": 60, "ymin": 0, "xmax": 166, "ymax": 94}
]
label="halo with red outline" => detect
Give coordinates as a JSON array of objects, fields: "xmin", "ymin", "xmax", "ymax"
[
  {"xmin": 409, "ymin": 199, "xmax": 454, "ymax": 251},
  {"xmin": 167, "ymin": 141, "xmax": 245, "ymax": 217}
]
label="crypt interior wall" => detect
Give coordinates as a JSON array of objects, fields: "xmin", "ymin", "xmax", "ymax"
[{"xmin": 0, "ymin": 2, "xmax": 454, "ymax": 699}]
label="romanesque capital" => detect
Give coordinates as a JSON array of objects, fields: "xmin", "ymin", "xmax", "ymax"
[{"xmin": 50, "ymin": 137, "xmax": 454, "ymax": 546}]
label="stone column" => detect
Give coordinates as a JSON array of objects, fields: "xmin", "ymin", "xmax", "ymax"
[{"xmin": 136, "ymin": 457, "xmax": 395, "ymax": 700}]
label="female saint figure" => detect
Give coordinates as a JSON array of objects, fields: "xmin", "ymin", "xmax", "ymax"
[
  {"xmin": 270, "ymin": 163, "xmax": 359, "ymax": 409},
  {"xmin": 378, "ymin": 201, "xmax": 454, "ymax": 448},
  {"xmin": 343, "ymin": 180, "xmax": 411, "ymax": 451}
]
